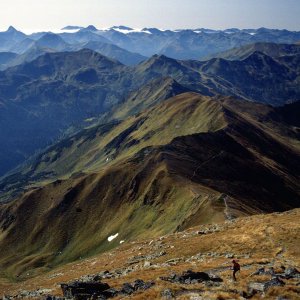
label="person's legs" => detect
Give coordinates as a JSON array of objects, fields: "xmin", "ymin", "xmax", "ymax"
[
  {"xmin": 233, "ymin": 269, "xmax": 239, "ymax": 281},
  {"xmin": 233, "ymin": 270, "xmax": 237, "ymax": 281}
]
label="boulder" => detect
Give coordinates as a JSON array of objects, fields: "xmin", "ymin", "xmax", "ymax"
[
  {"xmin": 133, "ymin": 279, "xmax": 155, "ymax": 290},
  {"xmin": 161, "ymin": 289, "xmax": 174, "ymax": 299},
  {"xmin": 264, "ymin": 277, "xmax": 285, "ymax": 291},
  {"xmin": 120, "ymin": 279, "xmax": 154, "ymax": 295},
  {"xmin": 160, "ymin": 270, "xmax": 223, "ymax": 284},
  {"xmin": 283, "ymin": 267, "xmax": 300, "ymax": 279},
  {"xmin": 120, "ymin": 283, "xmax": 135, "ymax": 295},
  {"xmin": 61, "ymin": 281, "xmax": 110, "ymax": 298},
  {"xmin": 248, "ymin": 276, "xmax": 285, "ymax": 294}
]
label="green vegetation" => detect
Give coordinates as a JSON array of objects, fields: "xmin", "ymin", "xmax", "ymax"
[{"xmin": 0, "ymin": 92, "xmax": 299, "ymax": 279}]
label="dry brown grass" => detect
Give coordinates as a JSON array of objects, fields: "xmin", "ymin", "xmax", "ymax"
[{"xmin": 0, "ymin": 208, "xmax": 299, "ymax": 298}]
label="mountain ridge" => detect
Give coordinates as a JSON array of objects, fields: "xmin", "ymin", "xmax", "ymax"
[
  {"xmin": 0, "ymin": 92, "xmax": 299, "ymax": 278},
  {"xmin": 2, "ymin": 26, "xmax": 300, "ymax": 60},
  {"xmin": 203, "ymin": 42, "xmax": 300, "ymax": 61},
  {"xmin": 0, "ymin": 48, "xmax": 300, "ymax": 176}
]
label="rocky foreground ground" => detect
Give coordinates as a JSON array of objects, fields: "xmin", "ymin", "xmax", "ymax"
[{"xmin": 1, "ymin": 209, "xmax": 300, "ymax": 299}]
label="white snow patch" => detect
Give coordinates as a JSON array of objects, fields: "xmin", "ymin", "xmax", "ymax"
[
  {"xmin": 113, "ymin": 28, "xmax": 152, "ymax": 34},
  {"xmin": 22, "ymin": 28, "xmax": 81, "ymax": 34},
  {"xmin": 249, "ymin": 32, "xmax": 256, "ymax": 35},
  {"xmin": 108, "ymin": 233, "xmax": 119, "ymax": 242},
  {"xmin": 53, "ymin": 28, "xmax": 81, "ymax": 34},
  {"xmin": 120, "ymin": 240, "xmax": 125, "ymax": 244}
]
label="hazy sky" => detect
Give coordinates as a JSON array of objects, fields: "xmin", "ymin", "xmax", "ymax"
[{"xmin": 0, "ymin": 0, "xmax": 299, "ymax": 32}]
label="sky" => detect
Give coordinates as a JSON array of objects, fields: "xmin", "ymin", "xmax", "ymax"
[{"xmin": 0, "ymin": 0, "xmax": 299, "ymax": 33}]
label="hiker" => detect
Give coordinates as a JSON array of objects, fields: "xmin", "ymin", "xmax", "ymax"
[{"xmin": 232, "ymin": 259, "xmax": 240, "ymax": 281}]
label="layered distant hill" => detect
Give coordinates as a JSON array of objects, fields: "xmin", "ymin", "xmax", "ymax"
[
  {"xmin": 1, "ymin": 26, "xmax": 300, "ymax": 69},
  {"xmin": 0, "ymin": 47, "xmax": 299, "ymax": 176},
  {"xmin": 203, "ymin": 42, "xmax": 300, "ymax": 60}
]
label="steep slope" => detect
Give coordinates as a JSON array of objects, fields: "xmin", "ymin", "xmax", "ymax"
[
  {"xmin": 185, "ymin": 51, "xmax": 300, "ymax": 105},
  {"xmin": 6, "ymin": 45, "xmax": 57, "ymax": 68},
  {"xmin": 0, "ymin": 93, "xmax": 226, "ymax": 198},
  {"xmin": 11, "ymin": 37, "xmax": 36, "ymax": 54},
  {"xmin": 0, "ymin": 49, "xmax": 127, "ymax": 176},
  {"xmin": 133, "ymin": 55, "xmax": 213, "ymax": 96},
  {"xmin": 0, "ymin": 52, "xmax": 18, "ymax": 70},
  {"xmin": 35, "ymin": 33, "xmax": 69, "ymax": 51},
  {"xmin": 1, "ymin": 209, "xmax": 299, "ymax": 299},
  {"xmin": 278, "ymin": 53, "xmax": 300, "ymax": 73},
  {"xmin": 0, "ymin": 93, "xmax": 299, "ymax": 278},
  {"xmin": 106, "ymin": 77, "xmax": 191, "ymax": 120},
  {"xmin": 0, "ymin": 26, "xmax": 27, "ymax": 52}
]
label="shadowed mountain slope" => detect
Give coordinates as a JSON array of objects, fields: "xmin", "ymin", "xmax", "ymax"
[
  {"xmin": 0, "ymin": 49, "xmax": 127, "ymax": 175},
  {"xmin": 0, "ymin": 26, "xmax": 27, "ymax": 52},
  {"xmin": 0, "ymin": 52, "xmax": 18, "ymax": 70},
  {"xmin": 105, "ymin": 77, "xmax": 192, "ymax": 121},
  {"xmin": 0, "ymin": 93, "xmax": 299, "ymax": 278},
  {"xmin": 184, "ymin": 51, "xmax": 300, "ymax": 105}
]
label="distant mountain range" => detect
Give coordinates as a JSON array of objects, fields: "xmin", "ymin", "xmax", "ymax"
[
  {"xmin": 1, "ymin": 26, "xmax": 300, "ymax": 70},
  {"xmin": 203, "ymin": 42, "xmax": 300, "ymax": 60}
]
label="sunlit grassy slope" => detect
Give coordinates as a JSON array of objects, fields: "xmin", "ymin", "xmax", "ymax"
[
  {"xmin": 1, "ymin": 209, "xmax": 300, "ymax": 300},
  {"xmin": 0, "ymin": 92, "xmax": 299, "ymax": 279}
]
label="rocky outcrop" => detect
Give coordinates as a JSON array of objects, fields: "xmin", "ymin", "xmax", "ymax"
[
  {"xmin": 60, "ymin": 278, "xmax": 154, "ymax": 299},
  {"xmin": 160, "ymin": 269, "xmax": 223, "ymax": 284}
]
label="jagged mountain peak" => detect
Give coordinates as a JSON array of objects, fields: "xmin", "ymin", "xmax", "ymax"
[
  {"xmin": 84, "ymin": 25, "xmax": 98, "ymax": 31},
  {"xmin": 7, "ymin": 26, "xmax": 18, "ymax": 32},
  {"xmin": 242, "ymin": 50, "xmax": 280, "ymax": 64},
  {"xmin": 140, "ymin": 54, "xmax": 180, "ymax": 68},
  {"xmin": 1, "ymin": 26, "xmax": 26, "ymax": 38}
]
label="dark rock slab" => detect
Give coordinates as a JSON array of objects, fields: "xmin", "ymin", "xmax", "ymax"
[
  {"xmin": 264, "ymin": 277, "xmax": 285, "ymax": 291},
  {"xmin": 248, "ymin": 276, "xmax": 285, "ymax": 295},
  {"xmin": 61, "ymin": 281, "xmax": 110, "ymax": 298},
  {"xmin": 120, "ymin": 279, "xmax": 155, "ymax": 295},
  {"xmin": 282, "ymin": 267, "xmax": 300, "ymax": 279},
  {"xmin": 161, "ymin": 288, "xmax": 174, "ymax": 299},
  {"xmin": 160, "ymin": 269, "xmax": 223, "ymax": 284}
]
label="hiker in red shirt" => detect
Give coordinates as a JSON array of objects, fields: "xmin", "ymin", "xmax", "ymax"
[{"xmin": 232, "ymin": 259, "xmax": 240, "ymax": 281}]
